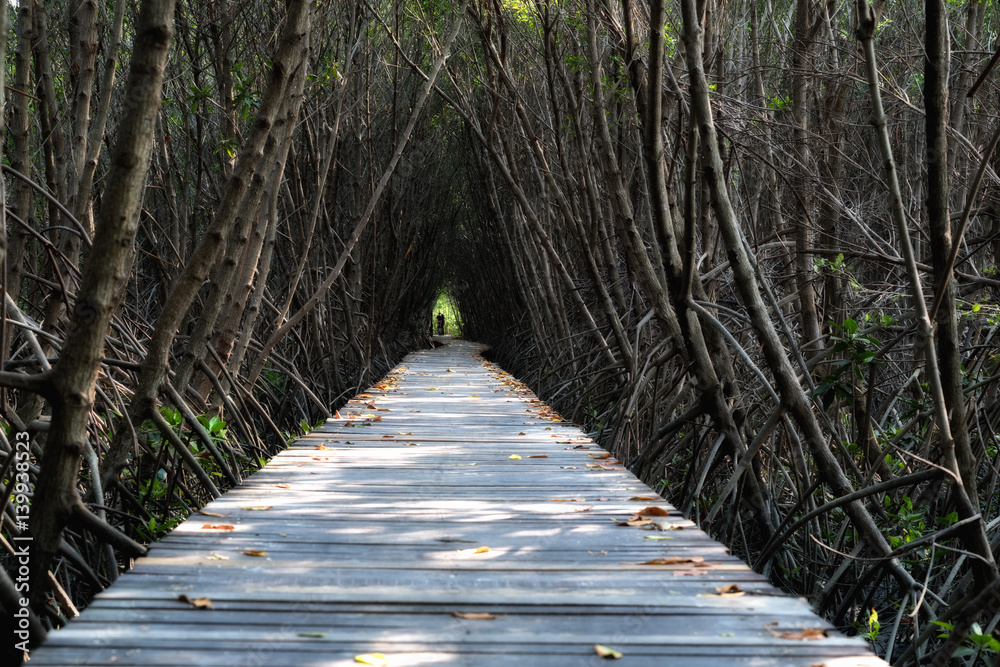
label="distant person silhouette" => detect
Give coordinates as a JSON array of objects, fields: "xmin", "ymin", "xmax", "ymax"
[{"xmin": 436, "ymin": 312, "xmax": 445, "ymax": 335}]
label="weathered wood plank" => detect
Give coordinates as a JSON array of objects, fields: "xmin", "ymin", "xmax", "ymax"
[{"xmin": 30, "ymin": 340, "xmax": 885, "ymax": 666}]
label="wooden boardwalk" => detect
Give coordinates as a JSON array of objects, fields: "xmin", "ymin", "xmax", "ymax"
[{"xmin": 32, "ymin": 339, "xmax": 886, "ymax": 666}]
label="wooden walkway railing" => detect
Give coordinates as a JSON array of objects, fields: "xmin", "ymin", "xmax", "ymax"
[{"xmin": 31, "ymin": 339, "xmax": 886, "ymax": 666}]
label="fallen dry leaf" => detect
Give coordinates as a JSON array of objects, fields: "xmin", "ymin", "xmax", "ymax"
[
  {"xmin": 594, "ymin": 644, "xmax": 623, "ymax": 659},
  {"xmin": 508, "ymin": 454, "xmax": 522, "ymax": 460},
  {"xmin": 714, "ymin": 584, "xmax": 745, "ymax": 597},
  {"xmin": 560, "ymin": 466, "xmax": 579, "ymax": 469},
  {"xmin": 635, "ymin": 506, "xmax": 670, "ymax": 517},
  {"xmin": 372, "ymin": 416, "xmax": 382, "ymax": 422},
  {"xmin": 612, "ymin": 518, "xmax": 652, "ymax": 527},
  {"xmin": 451, "ymin": 612, "xmax": 499, "ymax": 620},
  {"xmin": 396, "ymin": 431, "xmax": 413, "ymax": 435},
  {"xmin": 550, "ymin": 498, "xmax": 585, "ymax": 502},
  {"xmin": 177, "ymin": 595, "xmax": 213, "ymax": 609},
  {"xmin": 588, "ymin": 452, "xmax": 613, "ymax": 460},
  {"xmin": 628, "ymin": 495, "xmax": 659, "ymax": 501},
  {"xmin": 201, "ymin": 524, "xmax": 235, "ymax": 530},
  {"xmin": 240, "ymin": 506, "xmax": 272, "ymax": 511},
  {"xmin": 354, "ymin": 654, "xmax": 388, "ymax": 666},
  {"xmin": 517, "ymin": 432, "xmax": 527, "ymax": 436},
  {"xmin": 527, "ymin": 455, "xmax": 548, "ymax": 458},
  {"xmin": 637, "ymin": 556, "xmax": 704, "ymax": 565},
  {"xmin": 197, "ymin": 510, "xmax": 228, "ymax": 517},
  {"xmin": 243, "ymin": 550, "xmax": 269, "ymax": 558},
  {"xmin": 207, "ymin": 553, "xmax": 230, "ymax": 560},
  {"xmin": 765, "ymin": 626, "xmax": 827, "ymax": 640},
  {"xmin": 473, "ymin": 546, "xmax": 491, "ymax": 554},
  {"xmin": 275, "ymin": 484, "xmax": 291, "ymax": 489}
]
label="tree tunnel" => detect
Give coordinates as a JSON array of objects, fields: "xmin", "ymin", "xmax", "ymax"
[{"xmin": 3, "ymin": 0, "xmax": 1000, "ymax": 662}]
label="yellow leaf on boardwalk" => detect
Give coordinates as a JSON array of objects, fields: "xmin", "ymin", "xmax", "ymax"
[
  {"xmin": 508, "ymin": 454, "xmax": 522, "ymax": 459},
  {"xmin": 451, "ymin": 611, "xmax": 499, "ymax": 620},
  {"xmin": 354, "ymin": 654, "xmax": 388, "ymax": 666},
  {"xmin": 594, "ymin": 644, "xmax": 623, "ymax": 659},
  {"xmin": 457, "ymin": 546, "xmax": 492, "ymax": 555}
]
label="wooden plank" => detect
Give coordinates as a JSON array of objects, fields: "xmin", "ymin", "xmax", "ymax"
[
  {"xmin": 28, "ymin": 646, "xmax": 887, "ymax": 667},
  {"xmin": 30, "ymin": 339, "xmax": 885, "ymax": 666}
]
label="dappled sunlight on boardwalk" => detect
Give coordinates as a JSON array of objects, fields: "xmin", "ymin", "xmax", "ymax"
[{"xmin": 31, "ymin": 340, "xmax": 885, "ymax": 666}]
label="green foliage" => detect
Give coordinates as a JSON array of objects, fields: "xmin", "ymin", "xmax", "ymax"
[
  {"xmin": 499, "ymin": 0, "xmax": 537, "ymax": 28},
  {"xmin": 433, "ymin": 290, "xmax": 463, "ymax": 336},
  {"xmin": 186, "ymin": 82, "xmax": 213, "ymax": 113},
  {"xmin": 160, "ymin": 406, "xmax": 183, "ymax": 428},
  {"xmin": 299, "ymin": 418, "xmax": 326, "ymax": 434},
  {"xmin": 884, "ymin": 495, "xmax": 926, "ymax": 551},
  {"xmin": 231, "ymin": 62, "xmax": 261, "ymax": 120},
  {"xmin": 308, "ymin": 60, "xmax": 342, "ymax": 88},
  {"xmin": 263, "ymin": 368, "xmax": 289, "ymax": 393},
  {"xmin": 814, "ymin": 317, "xmax": 884, "ymax": 405},
  {"xmin": 135, "ymin": 515, "xmax": 181, "ymax": 542},
  {"xmin": 863, "ymin": 608, "xmax": 880, "ymax": 644},
  {"xmin": 139, "ymin": 471, "xmax": 169, "ymax": 501},
  {"xmin": 767, "ymin": 94, "xmax": 791, "ymax": 111},
  {"xmin": 198, "ymin": 414, "xmax": 229, "ymax": 441},
  {"xmin": 932, "ymin": 621, "xmax": 1000, "ymax": 659}
]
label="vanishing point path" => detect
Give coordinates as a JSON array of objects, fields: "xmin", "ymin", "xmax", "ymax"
[{"xmin": 32, "ymin": 340, "xmax": 885, "ymax": 666}]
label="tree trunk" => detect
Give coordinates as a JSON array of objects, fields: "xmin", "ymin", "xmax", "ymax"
[
  {"xmin": 102, "ymin": 0, "xmax": 312, "ymax": 489},
  {"xmin": 681, "ymin": 0, "xmax": 911, "ymax": 586},
  {"xmin": 5, "ymin": 0, "xmax": 34, "ymax": 312},
  {"xmin": 923, "ymin": 0, "xmax": 997, "ymax": 585},
  {"xmin": 29, "ymin": 0, "xmax": 174, "ymax": 608}
]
